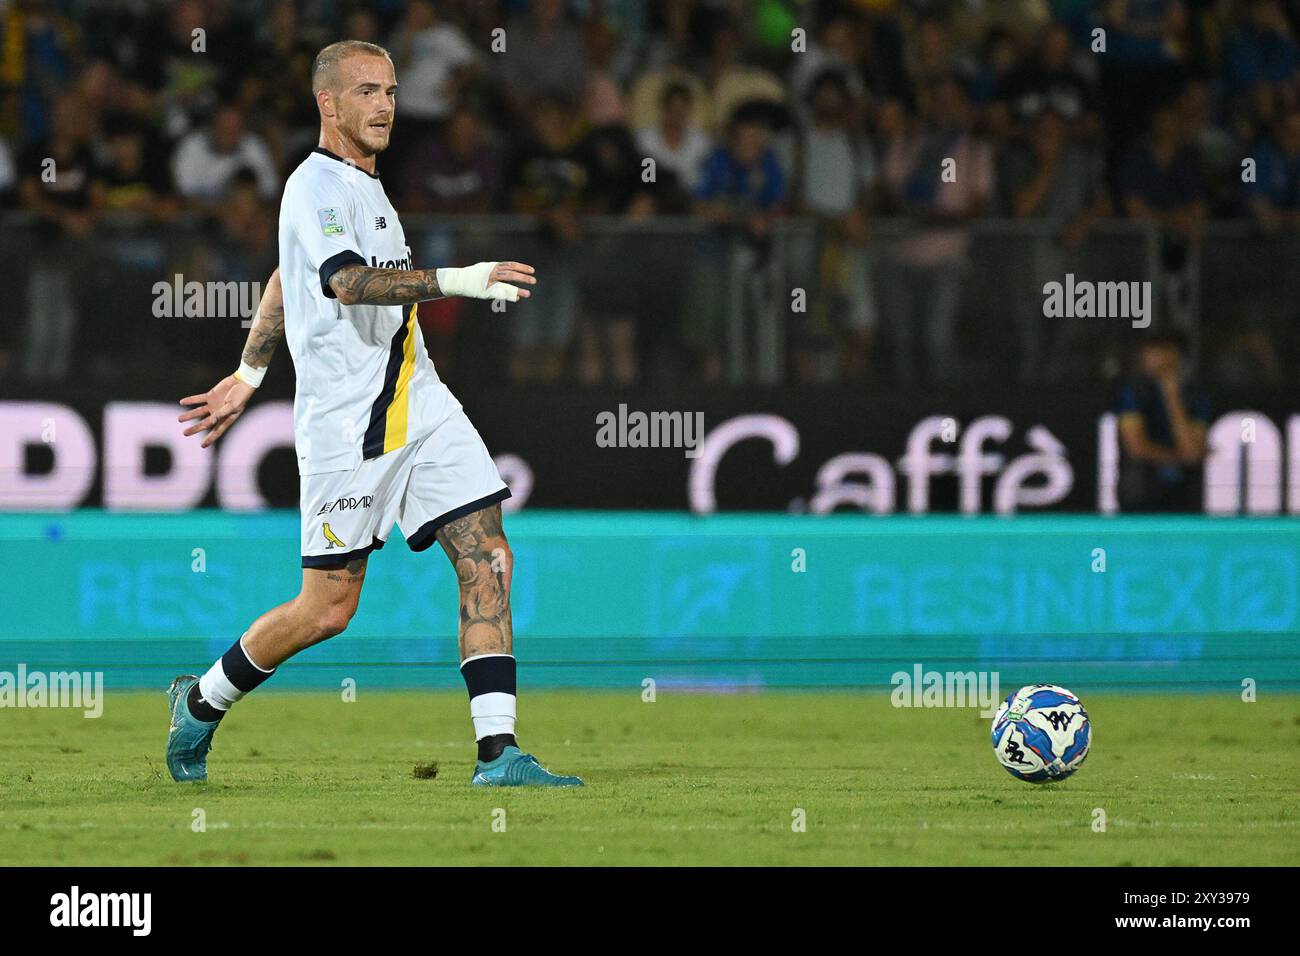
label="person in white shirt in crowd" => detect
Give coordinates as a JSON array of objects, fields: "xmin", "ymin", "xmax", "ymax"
[
  {"xmin": 636, "ymin": 82, "xmax": 713, "ymax": 203},
  {"xmin": 387, "ymin": 0, "xmax": 480, "ymax": 171},
  {"xmin": 172, "ymin": 105, "xmax": 280, "ymax": 210},
  {"xmin": 792, "ymin": 69, "xmax": 878, "ymax": 381}
]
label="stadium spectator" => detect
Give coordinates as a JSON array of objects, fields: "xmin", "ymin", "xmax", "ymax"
[
  {"xmin": 1000, "ymin": 107, "xmax": 1111, "ymax": 379},
  {"xmin": 1180, "ymin": 79, "xmax": 1243, "ymax": 217},
  {"xmin": 1223, "ymin": 0, "xmax": 1298, "ymax": 112},
  {"xmin": 133, "ymin": 0, "xmax": 240, "ymax": 139},
  {"xmin": 1119, "ymin": 103, "xmax": 1205, "ymax": 233},
  {"xmin": 582, "ymin": 19, "xmax": 629, "ymax": 127},
  {"xmin": 5, "ymin": 0, "xmax": 79, "ymax": 144},
  {"xmin": 999, "ymin": 22, "xmax": 1096, "ymax": 132},
  {"xmin": 970, "ymin": 26, "xmax": 1023, "ymax": 138},
  {"xmin": 98, "ymin": 118, "xmax": 177, "ymax": 221},
  {"xmin": 1118, "ymin": 101, "xmax": 1205, "ymax": 327},
  {"xmin": 639, "ymin": 0, "xmax": 706, "ymax": 75},
  {"xmin": 787, "ymin": 9, "xmax": 871, "ymax": 126},
  {"xmin": 172, "ymin": 106, "xmax": 280, "ymax": 209},
  {"xmin": 636, "ymin": 81, "xmax": 712, "ymax": 204},
  {"xmin": 17, "ymin": 92, "xmax": 102, "ymax": 383},
  {"xmin": 1246, "ymin": 109, "xmax": 1300, "ymax": 230},
  {"xmin": 1116, "ymin": 331, "xmax": 1210, "ymax": 513},
  {"xmin": 701, "ymin": 19, "xmax": 787, "ymax": 132},
  {"xmin": 496, "ymin": 0, "xmax": 590, "ymax": 115},
  {"xmin": 694, "ymin": 110, "xmax": 787, "ymax": 381},
  {"xmin": 248, "ymin": 0, "xmax": 321, "ymax": 170},
  {"xmin": 215, "ymin": 169, "xmax": 277, "ymax": 260},
  {"xmin": 155, "ymin": 169, "xmax": 278, "ymax": 382},
  {"xmin": 628, "ymin": 66, "xmax": 712, "ymax": 137},
  {"xmin": 76, "ymin": 60, "xmax": 157, "ymax": 137},
  {"xmin": 906, "ymin": 13, "xmax": 981, "ymax": 106},
  {"xmin": 388, "ymin": 0, "xmax": 480, "ymax": 173},
  {"xmin": 878, "ymin": 78, "xmax": 993, "ymax": 382},
  {"xmin": 399, "ymin": 107, "xmax": 501, "ymax": 214},
  {"xmin": 572, "ymin": 122, "xmax": 655, "ymax": 386},
  {"xmin": 1101, "ymin": 0, "xmax": 1190, "ymax": 66},
  {"xmin": 501, "ymin": 92, "xmax": 586, "ymax": 383},
  {"xmin": 790, "ymin": 69, "xmax": 878, "ymax": 382},
  {"xmin": 856, "ymin": 4, "xmax": 911, "ymax": 102},
  {"xmin": 696, "ymin": 112, "xmax": 786, "ymax": 225},
  {"xmin": 1096, "ymin": 0, "xmax": 1191, "ymax": 181},
  {"xmin": 1002, "ymin": 110, "xmax": 1108, "ymax": 227},
  {"xmin": 94, "ymin": 117, "xmax": 182, "ymax": 378}
]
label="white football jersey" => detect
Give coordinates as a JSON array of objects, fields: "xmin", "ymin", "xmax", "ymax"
[{"xmin": 278, "ymin": 148, "xmax": 455, "ymax": 475}]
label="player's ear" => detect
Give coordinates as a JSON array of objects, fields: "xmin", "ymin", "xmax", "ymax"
[{"xmin": 316, "ymin": 88, "xmax": 334, "ymax": 118}]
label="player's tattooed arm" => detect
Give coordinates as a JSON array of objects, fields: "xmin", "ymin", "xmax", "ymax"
[
  {"xmin": 328, "ymin": 261, "xmax": 535, "ymax": 306},
  {"xmin": 240, "ymin": 268, "xmax": 285, "ymax": 370},
  {"xmin": 328, "ymin": 264, "xmax": 444, "ymax": 306},
  {"xmin": 178, "ymin": 268, "xmax": 282, "ymax": 447},
  {"xmin": 435, "ymin": 505, "xmax": 513, "ymax": 659}
]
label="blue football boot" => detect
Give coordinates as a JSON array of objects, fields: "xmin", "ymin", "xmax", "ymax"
[
  {"xmin": 470, "ymin": 746, "xmax": 583, "ymax": 787},
  {"xmin": 165, "ymin": 675, "xmax": 219, "ymax": 782}
]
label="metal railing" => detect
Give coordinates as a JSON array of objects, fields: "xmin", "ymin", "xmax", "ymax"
[{"xmin": 2, "ymin": 212, "xmax": 1294, "ymax": 388}]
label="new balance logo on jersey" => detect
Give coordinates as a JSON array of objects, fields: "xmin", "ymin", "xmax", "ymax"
[
  {"xmin": 375, "ymin": 216, "xmax": 387, "ymax": 229},
  {"xmin": 316, "ymin": 494, "xmax": 374, "ymax": 516},
  {"xmin": 322, "ymin": 523, "xmax": 347, "ymax": 549}
]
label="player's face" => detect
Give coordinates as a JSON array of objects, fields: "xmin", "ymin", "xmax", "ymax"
[{"xmin": 333, "ymin": 54, "xmax": 397, "ymax": 155}]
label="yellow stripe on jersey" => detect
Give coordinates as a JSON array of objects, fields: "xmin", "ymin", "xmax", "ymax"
[{"xmin": 381, "ymin": 304, "xmax": 419, "ymax": 454}]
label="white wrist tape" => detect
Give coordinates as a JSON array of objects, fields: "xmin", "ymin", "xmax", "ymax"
[
  {"xmin": 436, "ymin": 262, "xmax": 520, "ymax": 302},
  {"xmin": 234, "ymin": 361, "xmax": 265, "ymax": 388}
]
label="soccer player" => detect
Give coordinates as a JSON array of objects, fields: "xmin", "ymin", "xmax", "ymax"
[{"xmin": 169, "ymin": 40, "xmax": 581, "ymax": 787}]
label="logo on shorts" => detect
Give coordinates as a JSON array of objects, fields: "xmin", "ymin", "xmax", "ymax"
[
  {"xmin": 318, "ymin": 207, "xmax": 345, "ymax": 236},
  {"xmin": 316, "ymin": 494, "xmax": 374, "ymax": 516},
  {"xmin": 322, "ymin": 523, "xmax": 347, "ymax": 550}
]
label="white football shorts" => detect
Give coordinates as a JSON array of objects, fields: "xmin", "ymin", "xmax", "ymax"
[{"xmin": 300, "ymin": 405, "xmax": 510, "ymax": 569}]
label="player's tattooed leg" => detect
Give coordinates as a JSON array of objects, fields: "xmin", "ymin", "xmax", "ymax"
[
  {"xmin": 435, "ymin": 504, "xmax": 513, "ymax": 660},
  {"xmin": 323, "ymin": 556, "xmax": 369, "ymax": 586},
  {"xmin": 240, "ymin": 557, "xmax": 368, "ymax": 669}
]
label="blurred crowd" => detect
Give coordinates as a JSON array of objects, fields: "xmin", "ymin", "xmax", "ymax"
[{"xmin": 1, "ymin": 0, "xmax": 1298, "ymax": 387}]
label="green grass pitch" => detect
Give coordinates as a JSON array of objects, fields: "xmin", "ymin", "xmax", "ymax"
[{"xmin": 1, "ymin": 691, "xmax": 1297, "ymax": 866}]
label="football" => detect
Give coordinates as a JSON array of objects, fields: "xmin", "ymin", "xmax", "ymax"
[{"xmin": 991, "ymin": 684, "xmax": 1092, "ymax": 783}]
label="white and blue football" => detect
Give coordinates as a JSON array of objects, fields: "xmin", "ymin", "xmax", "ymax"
[{"xmin": 991, "ymin": 684, "xmax": 1091, "ymax": 783}]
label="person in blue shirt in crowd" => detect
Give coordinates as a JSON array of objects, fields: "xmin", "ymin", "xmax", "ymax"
[
  {"xmin": 696, "ymin": 108, "xmax": 786, "ymax": 247},
  {"xmin": 1246, "ymin": 108, "xmax": 1300, "ymax": 230}
]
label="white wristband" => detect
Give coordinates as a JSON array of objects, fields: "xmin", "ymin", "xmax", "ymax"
[
  {"xmin": 436, "ymin": 262, "xmax": 520, "ymax": 302},
  {"xmin": 234, "ymin": 361, "xmax": 266, "ymax": 388}
]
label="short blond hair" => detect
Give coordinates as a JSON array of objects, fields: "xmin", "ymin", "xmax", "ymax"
[{"xmin": 311, "ymin": 40, "xmax": 392, "ymax": 94}]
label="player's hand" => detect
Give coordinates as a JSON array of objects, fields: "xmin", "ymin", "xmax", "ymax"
[
  {"xmin": 487, "ymin": 261, "xmax": 536, "ymax": 299},
  {"xmin": 178, "ymin": 375, "xmax": 257, "ymax": 447},
  {"xmin": 437, "ymin": 262, "xmax": 537, "ymax": 301}
]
